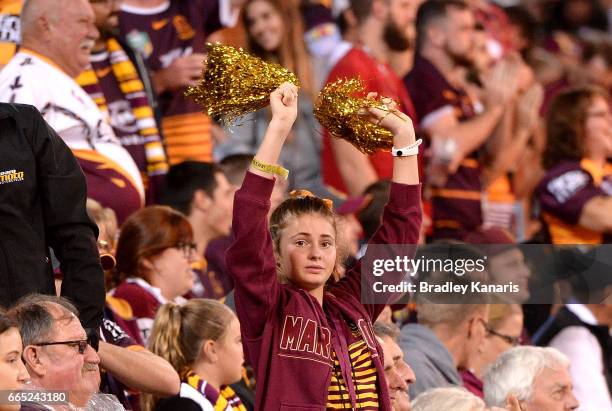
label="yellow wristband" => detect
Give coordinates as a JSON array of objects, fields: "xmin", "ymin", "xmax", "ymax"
[{"xmin": 251, "ymin": 158, "xmax": 289, "ymax": 180}]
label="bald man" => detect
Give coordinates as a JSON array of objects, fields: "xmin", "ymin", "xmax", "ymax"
[{"xmin": 0, "ymin": 0, "xmax": 145, "ymax": 225}]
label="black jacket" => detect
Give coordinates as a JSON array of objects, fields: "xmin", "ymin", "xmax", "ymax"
[{"xmin": 0, "ymin": 103, "xmax": 105, "ymax": 334}]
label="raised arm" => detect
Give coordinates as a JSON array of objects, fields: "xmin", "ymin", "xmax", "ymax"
[
  {"xmin": 331, "ymin": 96, "xmax": 422, "ymax": 320},
  {"xmin": 225, "ymin": 83, "xmax": 299, "ymax": 340},
  {"xmin": 248, "ymin": 83, "xmax": 299, "ymax": 177}
]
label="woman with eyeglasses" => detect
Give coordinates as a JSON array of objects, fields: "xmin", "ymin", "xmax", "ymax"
[
  {"xmin": 111, "ymin": 205, "xmax": 197, "ymax": 344},
  {"xmin": 461, "ymin": 304, "xmax": 524, "ymax": 398},
  {"xmin": 0, "ymin": 312, "xmax": 30, "ymax": 411},
  {"xmin": 537, "ymin": 86, "xmax": 612, "ymax": 244}
]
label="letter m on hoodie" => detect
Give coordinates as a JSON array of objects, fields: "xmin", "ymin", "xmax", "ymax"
[{"xmin": 280, "ymin": 315, "xmax": 303, "ymax": 350}]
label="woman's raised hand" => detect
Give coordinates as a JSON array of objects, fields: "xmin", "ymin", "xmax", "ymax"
[
  {"xmin": 362, "ymin": 92, "xmax": 416, "ymax": 147},
  {"xmin": 269, "ymin": 82, "xmax": 299, "ymax": 134}
]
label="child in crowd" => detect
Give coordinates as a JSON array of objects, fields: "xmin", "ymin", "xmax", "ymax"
[
  {"xmin": 0, "ymin": 312, "xmax": 29, "ymax": 411},
  {"xmin": 226, "ymin": 82, "xmax": 422, "ymax": 410},
  {"xmin": 145, "ymin": 299, "xmax": 245, "ymax": 411}
]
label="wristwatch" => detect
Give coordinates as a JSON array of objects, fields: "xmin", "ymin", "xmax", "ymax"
[{"xmin": 391, "ymin": 139, "xmax": 422, "ymax": 157}]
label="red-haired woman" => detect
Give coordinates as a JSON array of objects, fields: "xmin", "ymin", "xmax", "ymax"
[{"xmin": 112, "ymin": 206, "xmax": 197, "ymax": 343}]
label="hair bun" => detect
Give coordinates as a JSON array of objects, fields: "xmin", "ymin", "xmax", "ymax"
[{"xmin": 289, "ymin": 190, "xmax": 333, "ymax": 210}]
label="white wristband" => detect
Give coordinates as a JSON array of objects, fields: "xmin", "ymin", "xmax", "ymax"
[{"xmin": 392, "ymin": 139, "xmax": 422, "ymax": 157}]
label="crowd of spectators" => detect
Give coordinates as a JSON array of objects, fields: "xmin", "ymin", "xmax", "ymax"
[{"xmin": 0, "ymin": 0, "xmax": 610, "ymax": 410}]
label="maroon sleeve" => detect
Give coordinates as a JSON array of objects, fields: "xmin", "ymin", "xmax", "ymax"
[
  {"xmin": 539, "ymin": 168, "xmax": 601, "ymax": 225},
  {"xmin": 404, "ymin": 65, "xmax": 450, "ymax": 125},
  {"xmin": 331, "ymin": 183, "xmax": 422, "ymax": 321},
  {"xmin": 225, "ymin": 172, "xmax": 280, "ymax": 340}
]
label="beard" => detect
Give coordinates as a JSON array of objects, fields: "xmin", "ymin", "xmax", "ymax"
[
  {"xmin": 383, "ymin": 21, "xmax": 411, "ymax": 52},
  {"xmin": 445, "ymin": 44, "xmax": 474, "ymax": 68}
]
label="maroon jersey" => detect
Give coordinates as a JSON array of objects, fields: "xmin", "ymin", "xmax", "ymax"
[
  {"xmin": 404, "ymin": 55, "xmax": 481, "ymax": 240},
  {"xmin": 321, "ymin": 45, "xmax": 417, "ymax": 194},
  {"xmin": 112, "ymin": 278, "xmax": 162, "ymax": 344},
  {"xmin": 119, "ymin": 0, "xmax": 223, "ymax": 164},
  {"xmin": 188, "ymin": 237, "xmax": 234, "ymax": 299},
  {"xmin": 537, "ymin": 159, "xmax": 612, "ymax": 244},
  {"xmin": 73, "ymin": 149, "xmax": 143, "ymax": 226}
]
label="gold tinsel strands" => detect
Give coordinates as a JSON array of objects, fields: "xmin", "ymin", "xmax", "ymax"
[
  {"xmin": 186, "ymin": 43, "xmax": 300, "ymax": 126},
  {"xmin": 314, "ymin": 77, "xmax": 394, "ymax": 155}
]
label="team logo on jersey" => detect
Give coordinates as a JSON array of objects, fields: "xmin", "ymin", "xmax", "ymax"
[
  {"xmin": 107, "ymin": 100, "xmax": 138, "ymax": 134},
  {"xmin": 547, "ymin": 170, "xmax": 590, "ymax": 203},
  {"xmin": 0, "ymin": 169, "xmax": 24, "ymax": 185},
  {"xmin": 172, "ymin": 15, "xmax": 195, "ymax": 41},
  {"xmin": 126, "ymin": 29, "xmax": 153, "ymax": 59}
]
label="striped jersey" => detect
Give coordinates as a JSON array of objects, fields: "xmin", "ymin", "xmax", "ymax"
[
  {"xmin": 118, "ymin": 0, "xmax": 228, "ymax": 165},
  {"xmin": 327, "ymin": 323, "xmax": 379, "ymax": 410}
]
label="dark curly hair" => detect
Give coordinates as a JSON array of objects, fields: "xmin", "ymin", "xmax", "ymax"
[{"xmin": 543, "ymin": 86, "xmax": 609, "ymax": 170}]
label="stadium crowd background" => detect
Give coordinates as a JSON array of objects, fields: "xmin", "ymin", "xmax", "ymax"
[{"xmin": 0, "ymin": 0, "xmax": 610, "ymax": 410}]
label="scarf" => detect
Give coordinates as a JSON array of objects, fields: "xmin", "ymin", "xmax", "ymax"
[
  {"xmin": 77, "ymin": 37, "xmax": 168, "ymax": 196},
  {"xmin": 182, "ymin": 368, "xmax": 247, "ymax": 411}
]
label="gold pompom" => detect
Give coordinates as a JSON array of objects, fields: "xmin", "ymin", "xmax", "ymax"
[
  {"xmin": 186, "ymin": 43, "xmax": 300, "ymax": 125},
  {"xmin": 314, "ymin": 78, "xmax": 394, "ymax": 154}
]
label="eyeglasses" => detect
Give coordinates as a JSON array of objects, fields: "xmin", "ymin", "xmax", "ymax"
[
  {"xmin": 480, "ymin": 320, "xmax": 521, "ymax": 346},
  {"xmin": 173, "ymin": 242, "xmax": 197, "ymax": 258},
  {"xmin": 32, "ymin": 339, "xmax": 90, "ymax": 354}
]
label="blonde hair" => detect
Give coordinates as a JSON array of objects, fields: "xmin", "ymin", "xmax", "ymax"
[
  {"xmin": 487, "ymin": 304, "xmax": 522, "ymax": 331},
  {"xmin": 86, "ymin": 198, "xmax": 118, "ymax": 249},
  {"xmin": 142, "ymin": 299, "xmax": 236, "ymax": 410}
]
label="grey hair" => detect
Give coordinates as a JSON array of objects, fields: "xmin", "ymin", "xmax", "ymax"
[
  {"xmin": 8, "ymin": 294, "xmax": 79, "ymax": 346},
  {"xmin": 20, "ymin": 0, "xmax": 63, "ymax": 40},
  {"xmin": 373, "ymin": 321, "xmax": 400, "ymax": 342},
  {"xmin": 411, "ymin": 387, "xmax": 487, "ymax": 411},
  {"xmin": 416, "ymin": 303, "xmax": 488, "ymax": 328},
  {"xmin": 483, "ymin": 346, "xmax": 570, "ymax": 407}
]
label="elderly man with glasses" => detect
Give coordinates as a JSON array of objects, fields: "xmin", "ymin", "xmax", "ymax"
[{"xmin": 8, "ymin": 295, "xmax": 103, "ymax": 409}]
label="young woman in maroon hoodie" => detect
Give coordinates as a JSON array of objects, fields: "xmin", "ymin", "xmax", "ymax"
[{"xmin": 226, "ymin": 82, "xmax": 422, "ymax": 410}]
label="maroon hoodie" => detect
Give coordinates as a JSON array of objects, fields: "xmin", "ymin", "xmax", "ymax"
[{"xmin": 226, "ymin": 172, "xmax": 422, "ymax": 410}]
